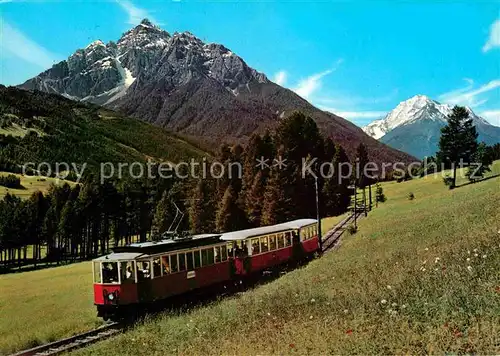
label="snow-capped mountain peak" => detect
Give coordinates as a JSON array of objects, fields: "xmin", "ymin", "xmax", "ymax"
[
  {"xmin": 362, "ymin": 94, "xmax": 487, "ymax": 139},
  {"xmin": 20, "ymin": 18, "xmax": 268, "ymax": 104}
]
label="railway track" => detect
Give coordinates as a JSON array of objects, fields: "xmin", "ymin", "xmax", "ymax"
[
  {"xmin": 10, "ymin": 322, "xmax": 121, "ymax": 356},
  {"xmin": 321, "ymin": 212, "xmax": 362, "ymax": 252}
]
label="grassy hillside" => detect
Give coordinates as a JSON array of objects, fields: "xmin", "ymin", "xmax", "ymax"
[
  {"xmin": 1, "ymin": 163, "xmax": 498, "ymax": 355},
  {"xmin": 76, "ymin": 162, "xmax": 499, "ymax": 355},
  {"xmin": 0, "ymin": 262, "xmax": 98, "ymax": 354},
  {"xmin": 0, "ymin": 86, "xmax": 208, "ymax": 178},
  {"xmin": 0, "ymin": 171, "xmax": 75, "ymax": 199}
]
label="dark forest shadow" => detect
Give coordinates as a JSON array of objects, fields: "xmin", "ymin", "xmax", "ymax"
[{"xmin": 454, "ymin": 173, "xmax": 500, "ymax": 189}]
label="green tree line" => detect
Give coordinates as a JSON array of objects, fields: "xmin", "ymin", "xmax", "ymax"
[{"xmin": 0, "ymin": 112, "xmax": 356, "ymax": 271}]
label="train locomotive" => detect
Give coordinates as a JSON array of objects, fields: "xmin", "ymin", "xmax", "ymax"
[{"xmin": 92, "ymin": 219, "xmax": 319, "ymax": 320}]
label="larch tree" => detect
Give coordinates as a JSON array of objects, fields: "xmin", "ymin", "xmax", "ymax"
[{"xmin": 438, "ymin": 106, "xmax": 478, "ymax": 188}]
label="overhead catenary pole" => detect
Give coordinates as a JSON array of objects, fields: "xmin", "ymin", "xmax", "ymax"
[
  {"xmin": 369, "ymin": 184, "xmax": 372, "ymax": 211},
  {"xmin": 354, "ymin": 183, "xmax": 357, "ymax": 229},
  {"xmin": 314, "ymin": 175, "xmax": 322, "ymax": 252}
]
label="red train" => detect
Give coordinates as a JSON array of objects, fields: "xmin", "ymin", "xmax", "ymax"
[{"xmin": 92, "ymin": 219, "xmax": 318, "ymax": 320}]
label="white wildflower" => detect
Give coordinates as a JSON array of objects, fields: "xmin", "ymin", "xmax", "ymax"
[
  {"xmin": 344, "ymin": 309, "xmax": 349, "ymax": 314},
  {"xmin": 380, "ymin": 299, "xmax": 387, "ymax": 305},
  {"xmin": 422, "ymin": 260, "xmax": 427, "ymax": 265},
  {"xmin": 466, "ymin": 258, "xmax": 471, "ymax": 262},
  {"xmin": 473, "ymin": 248, "xmax": 478, "ymax": 252},
  {"xmin": 474, "ymin": 253, "xmax": 478, "ymax": 257},
  {"xmin": 309, "ymin": 315, "xmax": 313, "ymax": 319},
  {"xmin": 387, "ymin": 285, "xmax": 392, "ymax": 290},
  {"xmin": 391, "ymin": 302, "xmax": 397, "ymax": 307},
  {"xmin": 467, "ymin": 266, "xmax": 473, "ymax": 272},
  {"xmin": 468, "ymin": 250, "xmax": 471, "ymax": 254},
  {"xmin": 434, "ymin": 257, "xmax": 440, "ymax": 263},
  {"xmin": 267, "ymin": 312, "xmax": 271, "ymax": 316},
  {"xmin": 482, "ymin": 254, "xmax": 487, "ymax": 259},
  {"xmin": 401, "ymin": 304, "xmax": 407, "ymax": 309},
  {"xmin": 310, "ymin": 298, "xmax": 316, "ymax": 303},
  {"xmin": 425, "ymin": 248, "xmax": 429, "ymax": 251}
]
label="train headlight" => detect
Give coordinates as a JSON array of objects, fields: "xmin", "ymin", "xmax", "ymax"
[{"xmin": 108, "ymin": 293, "xmax": 114, "ymax": 301}]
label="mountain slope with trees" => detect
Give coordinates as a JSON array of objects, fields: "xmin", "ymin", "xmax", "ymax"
[
  {"xmin": 19, "ymin": 19, "xmax": 416, "ymax": 164},
  {"xmin": 0, "ymin": 85, "xmax": 208, "ymax": 178}
]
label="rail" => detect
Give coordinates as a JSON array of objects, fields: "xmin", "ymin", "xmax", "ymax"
[
  {"xmin": 321, "ymin": 212, "xmax": 362, "ymax": 252},
  {"xmin": 9, "ymin": 322, "xmax": 121, "ymax": 356}
]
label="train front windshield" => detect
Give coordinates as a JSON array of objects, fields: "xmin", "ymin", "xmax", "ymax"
[{"xmin": 93, "ymin": 261, "xmax": 136, "ymax": 284}]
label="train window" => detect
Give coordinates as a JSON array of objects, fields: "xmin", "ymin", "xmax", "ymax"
[
  {"xmin": 137, "ymin": 261, "xmax": 151, "ymax": 281},
  {"xmin": 93, "ymin": 262, "xmax": 101, "ymax": 283},
  {"xmin": 194, "ymin": 250, "xmax": 201, "ymax": 268},
  {"xmin": 260, "ymin": 236, "xmax": 269, "ymax": 253},
  {"xmin": 285, "ymin": 232, "xmax": 292, "ymax": 246},
  {"xmin": 170, "ymin": 255, "xmax": 178, "ymax": 273},
  {"xmin": 187, "ymin": 252, "xmax": 194, "ymax": 270},
  {"xmin": 277, "ymin": 233, "xmax": 285, "ymax": 249},
  {"xmin": 313, "ymin": 225, "xmax": 317, "ymax": 236},
  {"xmin": 214, "ymin": 246, "xmax": 221, "ymax": 263},
  {"xmin": 207, "ymin": 248, "xmax": 215, "ymax": 265},
  {"xmin": 251, "ymin": 238, "xmax": 260, "ymax": 254},
  {"xmin": 201, "ymin": 249, "xmax": 208, "ymax": 265},
  {"xmin": 162, "ymin": 255, "xmax": 170, "ymax": 274},
  {"xmin": 121, "ymin": 261, "xmax": 135, "ymax": 283},
  {"xmin": 269, "ymin": 235, "xmax": 277, "ymax": 250},
  {"xmin": 152, "ymin": 257, "xmax": 161, "ymax": 278},
  {"xmin": 202, "ymin": 248, "xmax": 214, "ymax": 266},
  {"xmin": 179, "ymin": 253, "xmax": 186, "ymax": 271},
  {"xmin": 221, "ymin": 245, "xmax": 228, "ymax": 261},
  {"xmin": 227, "ymin": 242, "xmax": 234, "ymax": 257},
  {"xmin": 102, "ymin": 262, "xmax": 119, "ymax": 283}
]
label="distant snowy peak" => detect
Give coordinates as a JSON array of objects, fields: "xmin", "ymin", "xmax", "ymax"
[{"xmin": 362, "ymin": 95, "xmax": 488, "ymax": 139}]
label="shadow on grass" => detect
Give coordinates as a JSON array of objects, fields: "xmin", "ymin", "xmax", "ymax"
[{"xmin": 454, "ymin": 174, "xmax": 500, "ymax": 189}]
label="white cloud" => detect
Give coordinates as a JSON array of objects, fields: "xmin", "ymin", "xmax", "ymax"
[
  {"xmin": 479, "ymin": 110, "xmax": 500, "ymax": 127},
  {"xmin": 294, "ymin": 69, "xmax": 333, "ymax": 99},
  {"xmin": 320, "ymin": 107, "xmax": 387, "ymax": 120},
  {"xmin": 293, "ymin": 59, "xmax": 343, "ymax": 99},
  {"xmin": 439, "ymin": 79, "xmax": 500, "ymax": 108},
  {"xmin": 482, "ymin": 19, "xmax": 500, "ymax": 52},
  {"xmin": 0, "ymin": 18, "xmax": 60, "ymax": 68},
  {"xmin": 273, "ymin": 70, "xmax": 287, "ymax": 86},
  {"xmin": 115, "ymin": 0, "xmax": 158, "ymax": 25}
]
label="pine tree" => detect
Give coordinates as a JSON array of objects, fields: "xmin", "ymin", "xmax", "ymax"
[
  {"xmin": 189, "ymin": 179, "xmax": 216, "ymax": 233},
  {"xmin": 322, "ymin": 144, "xmax": 351, "ymax": 216},
  {"xmin": 215, "ymin": 185, "xmax": 246, "ymax": 232},
  {"xmin": 245, "ymin": 171, "xmax": 266, "ymax": 227},
  {"xmin": 467, "ymin": 142, "xmax": 493, "ymax": 182},
  {"xmin": 356, "ymin": 143, "xmax": 370, "ymax": 189},
  {"xmin": 375, "ymin": 183, "xmax": 386, "ymax": 203},
  {"xmin": 437, "ymin": 106, "xmax": 478, "ymax": 188},
  {"xmin": 261, "ymin": 166, "xmax": 293, "ymax": 225},
  {"xmin": 151, "ymin": 190, "xmax": 172, "ymax": 239}
]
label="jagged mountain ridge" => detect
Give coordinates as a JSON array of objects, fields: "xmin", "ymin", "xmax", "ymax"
[
  {"xmin": 363, "ymin": 95, "xmax": 500, "ymax": 158},
  {"xmin": 20, "ymin": 19, "xmax": 416, "ymax": 164}
]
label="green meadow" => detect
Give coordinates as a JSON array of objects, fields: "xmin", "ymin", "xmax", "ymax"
[
  {"xmin": 77, "ymin": 162, "xmax": 499, "ymax": 355},
  {"xmin": 0, "ymin": 162, "xmax": 498, "ymax": 354},
  {"xmin": 0, "ymin": 171, "xmax": 75, "ymax": 200}
]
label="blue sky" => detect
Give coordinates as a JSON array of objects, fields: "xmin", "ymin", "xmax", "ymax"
[{"xmin": 1, "ymin": 0, "xmax": 499, "ymax": 127}]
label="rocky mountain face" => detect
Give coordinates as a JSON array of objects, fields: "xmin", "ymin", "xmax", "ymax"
[
  {"xmin": 20, "ymin": 19, "xmax": 416, "ymax": 164},
  {"xmin": 362, "ymin": 95, "xmax": 500, "ymax": 158}
]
